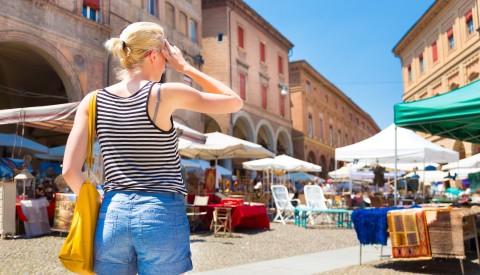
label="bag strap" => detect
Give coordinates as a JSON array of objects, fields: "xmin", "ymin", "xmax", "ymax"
[{"xmin": 85, "ymin": 90, "xmax": 98, "ymax": 176}]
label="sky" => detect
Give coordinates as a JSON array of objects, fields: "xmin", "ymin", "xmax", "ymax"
[{"xmin": 243, "ymin": 0, "xmax": 435, "ymax": 131}]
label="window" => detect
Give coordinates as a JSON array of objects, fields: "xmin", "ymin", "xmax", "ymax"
[
  {"xmin": 419, "ymin": 54, "xmax": 424, "ymax": 73},
  {"xmin": 447, "ymin": 28, "xmax": 454, "ymax": 49},
  {"xmin": 261, "ymin": 84, "xmax": 267, "ymax": 109},
  {"xmin": 337, "ymin": 130, "xmax": 341, "ymax": 146},
  {"xmin": 179, "ymin": 12, "xmax": 188, "ymax": 35},
  {"xmin": 166, "ymin": 3, "xmax": 175, "ymax": 27},
  {"xmin": 345, "ymin": 134, "xmax": 348, "ymax": 146},
  {"xmin": 279, "ymin": 91, "xmax": 285, "ymax": 117},
  {"xmin": 329, "ymin": 125, "xmax": 333, "ymax": 146},
  {"xmin": 82, "ymin": 0, "xmax": 100, "ymax": 22},
  {"xmin": 431, "ymin": 42, "xmax": 438, "ymax": 62},
  {"xmin": 239, "ymin": 72, "xmax": 246, "ymax": 100},
  {"xmin": 407, "ymin": 64, "xmax": 412, "ymax": 81},
  {"xmin": 148, "ymin": 0, "xmax": 157, "ymax": 16},
  {"xmin": 217, "ymin": 33, "xmax": 224, "ymax": 43},
  {"xmin": 278, "ymin": 55, "xmax": 283, "ymax": 74},
  {"xmin": 189, "ymin": 19, "xmax": 197, "ymax": 42},
  {"xmin": 308, "ymin": 114, "xmax": 313, "ymax": 137},
  {"xmin": 260, "ymin": 42, "xmax": 266, "ymax": 62},
  {"xmin": 238, "ymin": 26, "xmax": 244, "ymax": 49},
  {"xmin": 466, "ymin": 10, "xmax": 474, "ymax": 35},
  {"xmin": 306, "ymin": 81, "xmax": 311, "ymax": 93},
  {"xmin": 319, "ymin": 118, "xmax": 324, "ymax": 141}
]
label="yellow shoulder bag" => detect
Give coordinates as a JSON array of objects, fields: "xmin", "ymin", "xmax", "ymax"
[{"xmin": 58, "ymin": 91, "xmax": 101, "ymax": 275}]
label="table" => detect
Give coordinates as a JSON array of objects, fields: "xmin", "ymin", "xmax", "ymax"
[
  {"xmin": 202, "ymin": 203, "xmax": 270, "ymax": 230},
  {"xmin": 295, "ymin": 207, "xmax": 353, "ymax": 229},
  {"xmin": 16, "ymin": 197, "xmax": 55, "ymax": 222}
]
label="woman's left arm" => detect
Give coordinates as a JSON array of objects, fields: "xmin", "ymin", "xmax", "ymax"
[{"xmin": 62, "ymin": 93, "xmax": 92, "ymax": 196}]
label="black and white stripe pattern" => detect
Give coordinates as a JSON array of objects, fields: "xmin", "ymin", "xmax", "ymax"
[{"xmin": 96, "ymin": 81, "xmax": 186, "ymax": 195}]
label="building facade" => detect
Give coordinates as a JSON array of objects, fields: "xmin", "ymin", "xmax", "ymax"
[
  {"xmin": 289, "ymin": 60, "xmax": 380, "ymax": 179},
  {"xmin": 0, "ymin": 0, "xmax": 204, "ymax": 146},
  {"xmin": 202, "ymin": 0, "xmax": 294, "ymax": 172},
  {"xmin": 393, "ymin": 0, "xmax": 480, "ymax": 158}
]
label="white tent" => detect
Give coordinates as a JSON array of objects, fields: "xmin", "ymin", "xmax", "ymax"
[
  {"xmin": 335, "ymin": 124, "xmax": 459, "ymax": 163},
  {"xmin": 335, "ymin": 124, "xmax": 459, "ymax": 205},
  {"xmin": 442, "ymin": 153, "xmax": 480, "ymax": 170}
]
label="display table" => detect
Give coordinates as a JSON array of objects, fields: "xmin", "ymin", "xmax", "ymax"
[
  {"xmin": 203, "ymin": 203, "xmax": 270, "ymax": 230},
  {"xmin": 17, "ymin": 197, "xmax": 51, "ymax": 237},
  {"xmin": 16, "ymin": 196, "xmax": 55, "ymax": 222}
]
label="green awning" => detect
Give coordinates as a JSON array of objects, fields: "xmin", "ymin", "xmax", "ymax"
[{"xmin": 394, "ymin": 79, "xmax": 480, "ymax": 143}]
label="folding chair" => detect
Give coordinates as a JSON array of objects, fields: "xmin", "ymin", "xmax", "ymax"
[
  {"xmin": 210, "ymin": 207, "xmax": 232, "ymax": 237},
  {"xmin": 186, "ymin": 195, "xmax": 209, "ymax": 232}
]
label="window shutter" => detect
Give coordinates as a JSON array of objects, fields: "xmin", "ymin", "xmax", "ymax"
[
  {"xmin": 447, "ymin": 28, "xmax": 454, "ymax": 38},
  {"xmin": 261, "ymin": 85, "xmax": 267, "ymax": 109},
  {"xmin": 83, "ymin": 0, "xmax": 100, "ymax": 10},
  {"xmin": 238, "ymin": 27, "xmax": 244, "ymax": 49},
  {"xmin": 432, "ymin": 42, "xmax": 438, "ymax": 62},
  {"xmin": 260, "ymin": 43, "xmax": 265, "ymax": 62},
  {"xmin": 465, "ymin": 10, "xmax": 473, "ymax": 22},
  {"xmin": 278, "ymin": 55, "xmax": 283, "ymax": 74},
  {"xmin": 239, "ymin": 73, "xmax": 246, "ymax": 100}
]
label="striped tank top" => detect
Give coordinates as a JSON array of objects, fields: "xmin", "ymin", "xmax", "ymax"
[{"xmin": 96, "ymin": 81, "xmax": 186, "ymax": 195}]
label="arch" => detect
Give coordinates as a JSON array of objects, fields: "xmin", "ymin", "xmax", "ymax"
[
  {"xmin": 255, "ymin": 119, "xmax": 275, "ymax": 151},
  {"xmin": 0, "ymin": 30, "xmax": 82, "ymax": 102},
  {"xmin": 453, "ymin": 140, "xmax": 466, "ymax": 159},
  {"xmin": 307, "ymin": 151, "xmax": 316, "ymax": 164},
  {"xmin": 329, "ymin": 157, "xmax": 335, "ymax": 173},
  {"xmin": 232, "ymin": 111, "xmax": 255, "ymax": 141},
  {"xmin": 275, "ymin": 126, "xmax": 293, "ymax": 156},
  {"xmin": 320, "ymin": 155, "xmax": 327, "ymax": 179},
  {"xmin": 203, "ymin": 114, "xmax": 222, "ymax": 133}
]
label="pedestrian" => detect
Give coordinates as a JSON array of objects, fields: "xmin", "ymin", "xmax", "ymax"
[{"xmin": 62, "ymin": 21, "xmax": 243, "ymax": 275}]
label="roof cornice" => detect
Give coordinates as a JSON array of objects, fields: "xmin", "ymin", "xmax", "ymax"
[
  {"xmin": 202, "ymin": 0, "xmax": 294, "ymax": 50},
  {"xmin": 392, "ymin": 0, "xmax": 451, "ymax": 56}
]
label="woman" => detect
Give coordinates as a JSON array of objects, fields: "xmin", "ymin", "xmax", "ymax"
[{"xmin": 62, "ymin": 22, "xmax": 243, "ymax": 275}]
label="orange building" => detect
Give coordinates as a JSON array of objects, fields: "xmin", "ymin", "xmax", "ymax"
[
  {"xmin": 202, "ymin": 0, "xmax": 294, "ymax": 171},
  {"xmin": 393, "ymin": 0, "xmax": 480, "ymax": 158},
  {"xmin": 289, "ymin": 61, "xmax": 380, "ymax": 179}
]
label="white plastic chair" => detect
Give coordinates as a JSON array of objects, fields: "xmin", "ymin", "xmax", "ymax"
[
  {"xmin": 304, "ymin": 185, "xmax": 333, "ymax": 225},
  {"xmin": 271, "ymin": 185, "xmax": 300, "ymax": 224}
]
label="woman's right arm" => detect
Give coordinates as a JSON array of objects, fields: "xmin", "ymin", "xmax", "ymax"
[
  {"xmin": 161, "ymin": 40, "xmax": 243, "ymax": 114},
  {"xmin": 62, "ymin": 93, "xmax": 92, "ymax": 195}
]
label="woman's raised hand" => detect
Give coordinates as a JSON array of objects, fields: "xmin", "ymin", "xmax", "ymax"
[{"xmin": 162, "ymin": 39, "xmax": 189, "ymax": 72}]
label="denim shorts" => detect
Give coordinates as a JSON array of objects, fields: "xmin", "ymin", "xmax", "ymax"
[{"xmin": 94, "ymin": 191, "xmax": 192, "ymax": 275}]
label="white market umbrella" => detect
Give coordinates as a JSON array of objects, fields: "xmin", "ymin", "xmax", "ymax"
[
  {"xmin": 242, "ymin": 154, "xmax": 322, "ymax": 172},
  {"xmin": 179, "ymin": 132, "xmax": 274, "ymax": 160}
]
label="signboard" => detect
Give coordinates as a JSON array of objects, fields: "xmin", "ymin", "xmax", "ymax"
[
  {"xmin": 205, "ymin": 168, "xmax": 216, "ymax": 194},
  {"xmin": 51, "ymin": 193, "xmax": 76, "ymax": 232}
]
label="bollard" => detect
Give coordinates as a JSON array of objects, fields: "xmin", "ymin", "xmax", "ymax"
[{"xmin": 294, "ymin": 208, "xmax": 299, "ymax": 226}]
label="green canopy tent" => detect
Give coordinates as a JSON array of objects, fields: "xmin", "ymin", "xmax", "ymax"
[
  {"xmin": 394, "ymin": 79, "xmax": 480, "ymax": 143},
  {"xmin": 392, "ymin": 79, "xmax": 480, "ymax": 205}
]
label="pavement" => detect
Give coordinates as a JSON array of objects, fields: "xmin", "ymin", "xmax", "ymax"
[{"xmin": 192, "ymin": 243, "xmax": 391, "ymax": 275}]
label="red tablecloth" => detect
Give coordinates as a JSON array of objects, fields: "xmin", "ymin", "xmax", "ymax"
[{"xmin": 203, "ymin": 203, "xmax": 270, "ymax": 230}]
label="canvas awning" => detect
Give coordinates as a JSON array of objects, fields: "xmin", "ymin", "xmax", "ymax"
[
  {"xmin": 394, "ymin": 79, "xmax": 480, "ymax": 143},
  {"xmin": 0, "ymin": 102, "xmax": 207, "ymax": 143}
]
